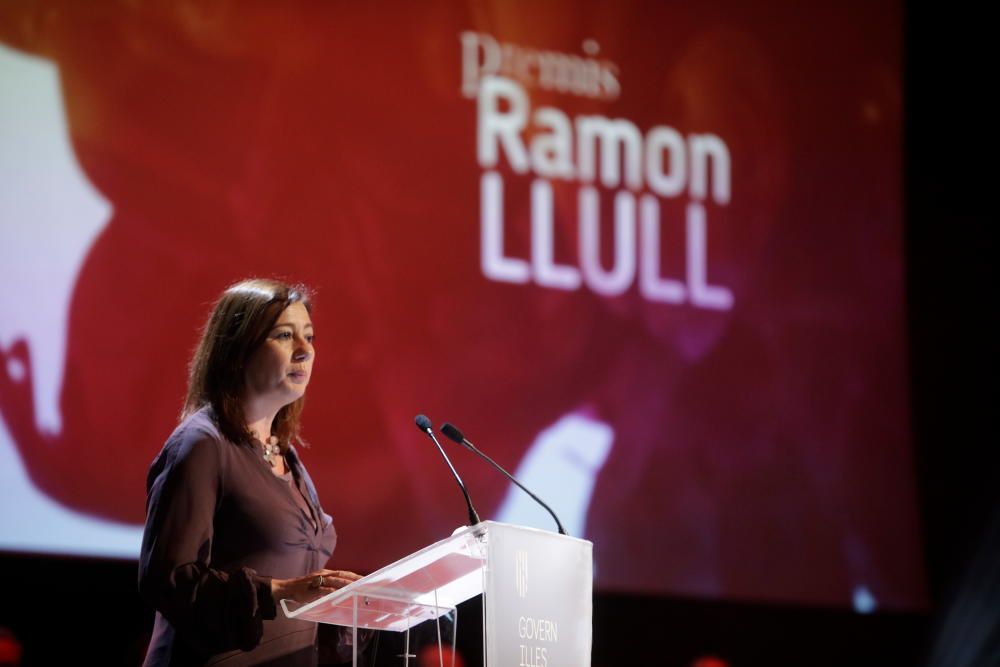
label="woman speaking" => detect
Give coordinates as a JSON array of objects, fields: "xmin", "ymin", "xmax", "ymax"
[{"xmin": 139, "ymin": 278, "xmax": 361, "ymax": 666}]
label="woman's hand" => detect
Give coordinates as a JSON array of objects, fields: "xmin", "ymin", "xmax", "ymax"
[{"xmin": 270, "ymin": 569, "xmax": 363, "ymax": 605}]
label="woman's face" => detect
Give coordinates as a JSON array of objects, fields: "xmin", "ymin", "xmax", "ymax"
[{"xmin": 243, "ymin": 302, "xmax": 315, "ymax": 409}]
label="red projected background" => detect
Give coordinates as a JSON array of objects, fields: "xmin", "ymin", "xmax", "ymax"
[{"xmin": 0, "ymin": 1, "xmax": 924, "ymax": 611}]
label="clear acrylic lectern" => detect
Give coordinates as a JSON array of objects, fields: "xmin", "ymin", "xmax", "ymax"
[{"xmin": 280, "ymin": 521, "xmax": 593, "ymax": 666}]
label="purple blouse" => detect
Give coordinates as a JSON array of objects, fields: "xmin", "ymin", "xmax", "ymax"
[{"xmin": 139, "ymin": 406, "xmax": 338, "ymax": 666}]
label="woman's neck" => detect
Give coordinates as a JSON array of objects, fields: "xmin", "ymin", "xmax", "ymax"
[{"xmin": 243, "ymin": 398, "xmax": 279, "ymax": 442}]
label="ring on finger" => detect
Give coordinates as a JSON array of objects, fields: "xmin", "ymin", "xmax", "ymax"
[{"xmin": 312, "ymin": 575, "xmax": 324, "ymax": 589}]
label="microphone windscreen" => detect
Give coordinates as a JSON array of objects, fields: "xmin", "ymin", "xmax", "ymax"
[
  {"xmin": 441, "ymin": 423, "xmax": 465, "ymax": 444},
  {"xmin": 414, "ymin": 414, "xmax": 432, "ymax": 431}
]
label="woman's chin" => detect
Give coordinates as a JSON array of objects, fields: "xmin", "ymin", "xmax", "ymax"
[
  {"xmin": 253, "ymin": 386, "xmax": 306, "ymax": 410},
  {"xmin": 282, "ymin": 383, "xmax": 308, "ymax": 402}
]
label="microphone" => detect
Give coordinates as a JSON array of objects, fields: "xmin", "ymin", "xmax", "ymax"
[
  {"xmin": 440, "ymin": 422, "xmax": 567, "ymax": 535},
  {"xmin": 413, "ymin": 414, "xmax": 482, "ymax": 528}
]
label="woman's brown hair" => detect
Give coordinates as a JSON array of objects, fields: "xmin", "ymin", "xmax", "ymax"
[{"xmin": 183, "ymin": 278, "xmax": 312, "ymax": 448}]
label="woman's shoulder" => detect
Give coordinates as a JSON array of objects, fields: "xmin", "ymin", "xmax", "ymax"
[
  {"xmin": 153, "ymin": 406, "xmax": 227, "ymax": 469},
  {"xmin": 169, "ymin": 406, "xmax": 224, "ymax": 447},
  {"xmin": 147, "ymin": 407, "xmax": 227, "ymax": 491},
  {"xmin": 177, "ymin": 404, "xmax": 222, "ymax": 436}
]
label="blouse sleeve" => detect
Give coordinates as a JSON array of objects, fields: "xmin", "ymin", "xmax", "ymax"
[{"xmin": 138, "ymin": 430, "xmax": 276, "ymax": 654}]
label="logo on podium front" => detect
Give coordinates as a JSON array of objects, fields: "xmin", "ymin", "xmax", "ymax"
[{"xmin": 515, "ymin": 549, "xmax": 528, "ymax": 598}]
